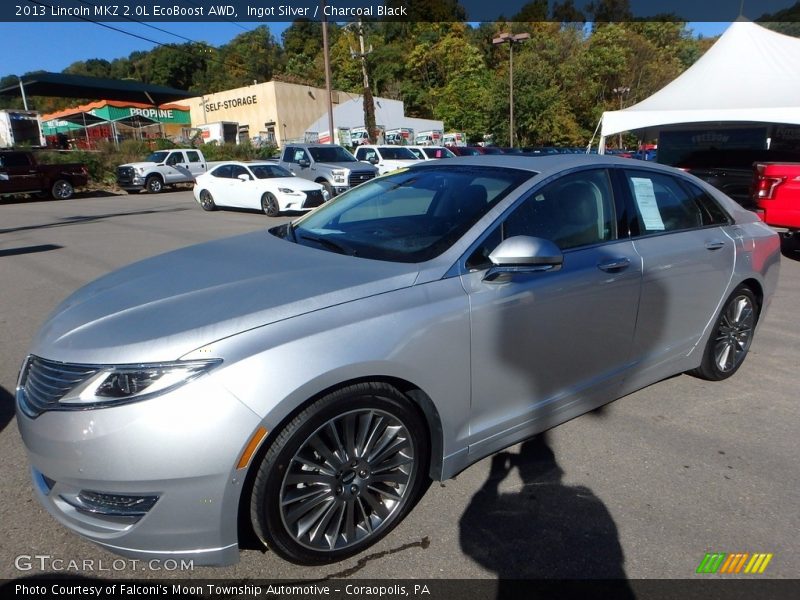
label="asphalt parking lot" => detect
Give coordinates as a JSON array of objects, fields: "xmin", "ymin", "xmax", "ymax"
[{"xmin": 1, "ymin": 190, "xmax": 798, "ymax": 582}]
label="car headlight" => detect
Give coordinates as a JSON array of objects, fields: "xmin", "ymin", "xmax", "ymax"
[
  {"xmin": 332, "ymin": 169, "xmax": 348, "ymax": 184},
  {"xmin": 59, "ymin": 359, "xmax": 222, "ymax": 407},
  {"xmin": 278, "ymin": 187, "xmax": 301, "ymax": 195},
  {"xmin": 135, "ymin": 167, "xmax": 146, "ymax": 174}
]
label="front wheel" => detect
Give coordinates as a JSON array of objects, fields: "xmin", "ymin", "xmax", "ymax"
[
  {"xmin": 250, "ymin": 382, "xmax": 429, "ymax": 564},
  {"xmin": 51, "ymin": 179, "xmax": 74, "ymax": 200},
  {"xmin": 262, "ymin": 193, "xmax": 280, "ymax": 217},
  {"xmin": 145, "ymin": 175, "xmax": 163, "ymax": 194},
  {"xmin": 690, "ymin": 285, "xmax": 758, "ymax": 381},
  {"xmin": 319, "ymin": 180, "xmax": 334, "ymax": 199}
]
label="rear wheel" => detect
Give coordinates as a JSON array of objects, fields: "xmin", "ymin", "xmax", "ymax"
[
  {"xmin": 145, "ymin": 175, "xmax": 163, "ymax": 194},
  {"xmin": 690, "ymin": 285, "xmax": 758, "ymax": 381},
  {"xmin": 262, "ymin": 193, "xmax": 280, "ymax": 217},
  {"xmin": 250, "ymin": 382, "xmax": 429, "ymax": 564},
  {"xmin": 50, "ymin": 179, "xmax": 74, "ymax": 200},
  {"xmin": 198, "ymin": 190, "xmax": 216, "ymax": 211}
]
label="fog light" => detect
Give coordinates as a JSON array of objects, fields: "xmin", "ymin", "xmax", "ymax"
[{"xmin": 62, "ymin": 490, "xmax": 160, "ymax": 516}]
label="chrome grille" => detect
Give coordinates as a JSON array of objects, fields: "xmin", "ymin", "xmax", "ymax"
[
  {"xmin": 116, "ymin": 166, "xmax": 135, "ymax": 185},
  {"xmin": 302, "ymin": 189, "xmax": 325, "ymax": 208},
  {"xmin": 17, "ymin": 356, "xmax": 100, "ymax": 418},
  {"xmin": 349, "ymin": 171, "xmax": 376, "ymax": 187}
]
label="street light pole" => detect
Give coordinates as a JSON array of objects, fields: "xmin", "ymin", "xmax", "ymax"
[
  {"xmin": 493, "ymin": 32, "xmax": 530, "ymax": 148},
  {"xmin": 612, "ymin": 86, "xmax": 630, "ymax": 149}
]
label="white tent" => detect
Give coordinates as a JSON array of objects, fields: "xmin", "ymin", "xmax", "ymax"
[{"xmin": 599, "ymin": 20, "xmax": 800, "ymax": 152}]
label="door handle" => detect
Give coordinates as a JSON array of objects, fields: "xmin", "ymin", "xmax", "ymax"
[
  {"xmin": 597, "ymin": 257, "xmax": 631, "ymax": 272},
  {"xmin": 705, "ymin": 240, "xmax": 725, "ymax": 250}
]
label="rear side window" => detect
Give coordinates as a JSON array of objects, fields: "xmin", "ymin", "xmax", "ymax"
[
  {"xmin": 0, "ymin": 153, "xmax": 31, "ymax": 167},
  {"xmin": 211, "ymin": 165, "xmax": 232, "ymax": 178},
  {"xmin": 680, "ymin": 181, "xmax": 732, "ymax": 226},
  {"xmin": 624, "ymin": 170, "xmax": 704, "ymax": 234},
  {"xmin": 186, "ymin": 151, "xmax": 201, "ymax": 163}
]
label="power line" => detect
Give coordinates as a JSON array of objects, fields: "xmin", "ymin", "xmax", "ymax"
[{"xmin": 25, "ymin": 0, "xmax": 269, "ymax": 84}]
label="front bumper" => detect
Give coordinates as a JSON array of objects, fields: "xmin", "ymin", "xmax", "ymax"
[{"xmin": 16, "ymin": 374, "xmax": 264, "ymax": 566}]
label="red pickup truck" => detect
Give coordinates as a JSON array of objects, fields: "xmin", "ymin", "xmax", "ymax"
[
  {"xmin": 0, "ymin": 150, "xmax": 89, "ymax": 200},
  {"xmin": 753, "ymin": 162, "xmax": 800, "ymax": 250}
]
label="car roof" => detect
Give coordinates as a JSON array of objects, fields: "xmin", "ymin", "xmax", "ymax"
[
  {"xmin": 287, "ymin": 143, "xmax": 341, "ymax": 148},
  {"xmin": 406, "ymin": 153, "xmax": 686, "ymax": 177}
]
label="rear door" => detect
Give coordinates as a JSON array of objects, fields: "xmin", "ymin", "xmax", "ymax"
[
  {"xmin": 618, "ymin": 168, "xmax": 735, "ymax": 386},
  {"xmin": 184, "ymin": 150, "xmax": 206, "ymax": 178}
]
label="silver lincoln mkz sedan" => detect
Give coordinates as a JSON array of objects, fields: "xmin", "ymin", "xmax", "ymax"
[{"xmin": 17, "ymin": 156, "xmax": 780, "ymax": 565}]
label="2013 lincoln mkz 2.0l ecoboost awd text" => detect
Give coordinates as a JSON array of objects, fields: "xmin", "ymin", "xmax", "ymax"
[{"xmin": 16, "ymin": 155, "xmax": 780, "ymax": 565}]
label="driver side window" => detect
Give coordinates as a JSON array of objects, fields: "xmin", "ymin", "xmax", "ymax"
[{"xmin": 466, "ymin": 169, "xmax": 616, "ymax": 270}]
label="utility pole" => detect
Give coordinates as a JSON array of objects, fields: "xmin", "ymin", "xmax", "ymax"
[
  {"xmin": 321, "ymin": 0, "xmax": 335, "ymax": 143},
  {"xmin": 351, "ymin": 19, "xmax": 377, "ymax": 144}
]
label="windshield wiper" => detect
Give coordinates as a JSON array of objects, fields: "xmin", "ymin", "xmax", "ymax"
[{"xmin": 297, "ymin": 232, "xmax": 357, "ymax": 256}]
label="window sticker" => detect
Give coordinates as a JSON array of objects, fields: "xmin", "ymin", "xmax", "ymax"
[{"xmin": 631, "ymin": 177, "xmax": 665, "ymax": 231}]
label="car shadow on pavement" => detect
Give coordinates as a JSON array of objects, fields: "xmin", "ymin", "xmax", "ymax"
[
  {"xmin": 0, "ymin": 385, "xmax": 16, "ymax": 434},
  {"xmin": 459, "ymin": 433, "xmax": 635, "ymax": 597},
  {"xmin": 0, "ymin": 207, "xmax": 190, "ymax": 235},
  {"xmin": 780, "ymin": 235, "xmax": 800, "ymax": 260}
]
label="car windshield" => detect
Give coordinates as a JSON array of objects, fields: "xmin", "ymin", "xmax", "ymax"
[
  {"xmin": 378, "ymin": 147, "xmax": 417, "ymax": 160},
  {"xmin": 146, "ymin": 151, "xmax": 169, "ymax": 163},
  {"xmin": 287, "ymin": 165, "xmax": 534, "ymax": 263},
  {"xmin": 423, "ymin": 147, "xmax": 456, "ymax": 159},
  {"xmin": 250, "ymin": 164, "xmax": 293, "ymax": 179},
  {"xmin": 308, "ymin": 146, "xmax": 358, "ymax": 163}
]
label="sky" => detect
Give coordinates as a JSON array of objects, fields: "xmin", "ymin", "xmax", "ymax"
[{"xmin": 0, "ymin": 21, "xmax": 731, "ymax": 77}]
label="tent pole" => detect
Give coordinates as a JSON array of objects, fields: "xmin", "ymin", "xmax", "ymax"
[
  {"xmin": 17, "ymin": 77, "xmax": 29, "ymax": 111},
  {"xmin": 82, "ymin": 112, "xmax": 90, "ymax": 148}
]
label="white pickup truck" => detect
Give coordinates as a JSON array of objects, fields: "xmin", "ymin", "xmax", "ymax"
[{"xmin": 116, "ymin": 148, "xmax": 207, "ymax": 193}]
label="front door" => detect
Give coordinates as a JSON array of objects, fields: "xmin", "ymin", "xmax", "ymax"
[{"xmin": 461, "ymin": 168, "xmax": 642, "ymax": 456}]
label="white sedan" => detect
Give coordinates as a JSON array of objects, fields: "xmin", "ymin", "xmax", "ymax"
[{"xmin": 193, "ymin": 162, "xmax": 329, "ymax": 216}]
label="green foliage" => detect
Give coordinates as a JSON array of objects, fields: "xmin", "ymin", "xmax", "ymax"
[{"xmin": 0, "ymin": 16, "xmax": 728, "ymax": 151}]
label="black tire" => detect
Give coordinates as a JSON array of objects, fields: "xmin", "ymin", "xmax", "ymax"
[
  {"xmin": 319, "ymin": 180, "xmax": 334, "ymax": 199},
  {"xmin": 198, "ymin": 189, "xmax": 216, "ymax": 211},
  {"xmin": 690, "ymin": 285, "xmax": 759, "ymax": 381},
  {"xmin": 262, "ymin": 193, "xmax": 280, "ymax": 217},
  {"xmin": 145, "ymin": 175, "xmax": 163, "ymax": 194},
  {"xmin": 250, "ymin": 382, "xmax": 430, "ymax": 565},
  {"xmin": 50, "ymin": 179, "xmax": 74, "ymax": 200}
]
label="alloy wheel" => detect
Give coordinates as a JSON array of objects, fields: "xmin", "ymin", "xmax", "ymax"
[
  {"xmin": 278, "ymin": 409, "xmax": 415, "ymax": 552},
  {"xmin": 713, "ymin": 294, "xmax": 755, "ymax": 373}
]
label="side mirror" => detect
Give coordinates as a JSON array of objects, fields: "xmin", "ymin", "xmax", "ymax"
[
  {"xmin": 237, "ymin": 174, "xmax": 250, "ymax": 182},
  {"xmin": 298, "ymin": 158, "xmax": 310, "ymax": 168},
  {"xmin": 484, "ymin": 236, "xmax": 563, "ymax": 282},
  {"xmin": 368, "ymin": 156, "xmax": 379, "ymax": 165}
]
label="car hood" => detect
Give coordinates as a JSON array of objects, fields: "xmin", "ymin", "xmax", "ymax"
[
  {"xmin": 120, "ymin": 161, "xmax": 157, "ymax": 170},
  {"xmin": 31, "ymin": 231, "xmax": 419, "ymax": 364},
  {"xmin": 317, "ymin": 161, "xmax": 378, "ymax": 172},
  {"xmin": 267, "ymin": 176, "xmax": 322, "ymax": 190}
]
